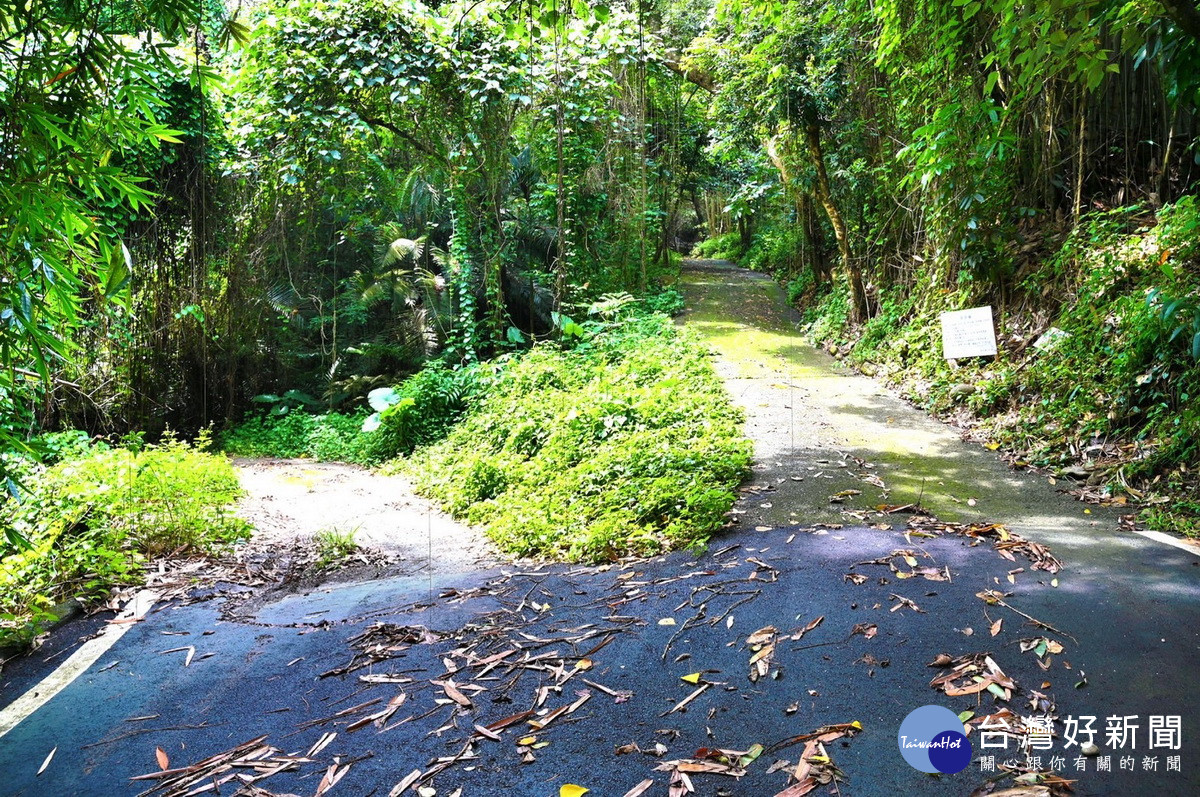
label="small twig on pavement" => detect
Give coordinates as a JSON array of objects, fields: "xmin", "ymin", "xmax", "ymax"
[
  {"xmin": 981, "ymin": 591, "xmax": 1076, "ymax": 642},
  {"xmin": 81, "ymin": 722, "xmax": 225, "ymax": 749}
]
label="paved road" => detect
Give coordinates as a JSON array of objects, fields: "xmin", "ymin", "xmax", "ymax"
[{"xmin": 0, "ymin": 261, "xmax": 1197, "ymax": 796}]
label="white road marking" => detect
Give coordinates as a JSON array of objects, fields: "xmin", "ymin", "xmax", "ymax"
[
  {"xmin": 1135, "ymin": 529, "xmax": 1200, "ymax": 557},
  {"xmin": 0, "ymin": 589, "xmax": 158, "ymax": 739}
]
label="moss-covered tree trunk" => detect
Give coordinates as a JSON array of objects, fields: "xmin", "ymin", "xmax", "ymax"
[{"xmin": 804, "ymin": 122, "xmax": 867, "ymax": 323}]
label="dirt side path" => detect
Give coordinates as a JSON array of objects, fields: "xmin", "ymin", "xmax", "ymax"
[{"xmin": 233, "ymin": 457, "xmax": 497, "ymax": 574}]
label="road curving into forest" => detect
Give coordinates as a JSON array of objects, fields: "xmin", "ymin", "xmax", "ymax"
[{"xmin": 0, "ymin": 260, "xmax": 1197, "ymax": 796}]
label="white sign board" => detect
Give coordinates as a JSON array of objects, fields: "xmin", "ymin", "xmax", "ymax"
[{"xmin": 940, "ymin": 306, "xmax": 997, "ymax": 360}]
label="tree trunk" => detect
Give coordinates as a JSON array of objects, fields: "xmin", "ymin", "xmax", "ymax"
[
  {"xmin": 1161, "ymin": 0, "xmax": 1200, "ymax": 39},
  {"xmin": 502, "ymin": 265, "xmax": 556, "ymax": 335},
  {"xmin": 799, "ymin": 192, "xmax": 829, "ymax": 286},
  {"xmin": 692, "ymin": 190, "xmax": 705, "ymax": 230},
  {"xmin": 804, "ymin": 123, "xmax": 867, "ymax": 323},
  {"xmin": 1158, "ymin": 109, "xmax": 1177, "ymax": 205}
]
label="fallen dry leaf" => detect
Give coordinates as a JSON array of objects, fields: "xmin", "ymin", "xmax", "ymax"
[
  {"xmin": 485, "ymin": 710, "xmax": 534, "ymax": 732},
  {"xmin": 439, "ymin": 679, "xmax": 473, "ymax": 708},
  {"xmin": 37, "ymin": 747, "xmax": 56, "ymax": 777},
  {"xmin": 790, "ymin": 616, "xmax": 823, "ymax": 640},
  {"xmin": 668, "ymin": 767, "xmax": 695, "ymax": 797},
  {"xmin": 621, "ymin": 779, "xmax": 654, "ymax": 797},
  {"xmin": 888, "ymin": 594, "xmax": 925, "ymax": 613},
  {"xmin": 662, "ymin": 684, "xmax": 710, "ymax": 716},
  {"xmin": 850, "ymin": 623, "xmax": 877, "ymax": 639}
]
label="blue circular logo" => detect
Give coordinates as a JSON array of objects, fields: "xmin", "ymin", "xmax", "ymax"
[{"xmin": 898, "ymin": 705, "xmax": 973, "ymax": 773}]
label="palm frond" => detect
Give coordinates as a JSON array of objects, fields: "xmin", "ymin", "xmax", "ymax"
[
  {"xmin": 264, "ymin": 282, "xmax": 302, "ymax": 313},
  {"xmin": 398, "ymin": 165, "xmax": 446, "ymax": 228},
  {"xmin": 508, "ymin": 146, "xmax": 541, "ymax": 199},
  {"xmin": 377, "ymin": 236, "xmax": 426, "ymax": 270}
]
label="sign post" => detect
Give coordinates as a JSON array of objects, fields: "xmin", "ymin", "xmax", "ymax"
[{"xmin": 940, "ymin": 306, "xmax": 997, "ymax": 360}]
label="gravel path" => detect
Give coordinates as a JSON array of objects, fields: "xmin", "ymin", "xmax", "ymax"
[{"xmin": 233, "ymin": 457, "xmax": 497, "ymax": 575}]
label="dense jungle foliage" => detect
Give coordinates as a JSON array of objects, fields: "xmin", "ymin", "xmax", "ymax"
[{"xmin": 3, "ymin": 0, "xmax": 1200, "ymax": 640}]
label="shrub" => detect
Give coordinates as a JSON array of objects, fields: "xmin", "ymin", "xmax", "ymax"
[
  {"xmin": 643, "ymin": 287, "xmax": 686, "ymax": 316},
  {"xmin": 221, "ymin": 409, "xmax": 382, "ymax": 464},
  {"xmin": 222, "ymin": 363, "xmax": 486, "ymax": 465},
  {"xmin": 742, "ymin": 224, "xmax": 804, "ymax": 274},
  {"xmin": 407, "ymin": 313, "xmax": 752, "ymax": 561},
  {"xmin": 786, "ymin": 270, "xmax": 814, "ymax": 306},
  {"xmin": 221, "ymin": 412, "xmax": 317, "ymax": 459},
  {"xmin": 692, "ymin": 231, "xmax": 746, "ymax": 261},
  {"xmin": 0, "ymin": 433, "xmax": 249, "ymax": 646},
  {"xmin": 370, "ymin": 362, "xmax": 485, "ymax": 459},
  {"xmin": 803, "ymin": 280, "xmax": 852, "ymax": 345}
]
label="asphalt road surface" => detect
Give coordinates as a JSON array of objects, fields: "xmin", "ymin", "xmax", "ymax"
[{"xmin": 1, "ymin": 519, "xmax": 1197, "ymax": 796}]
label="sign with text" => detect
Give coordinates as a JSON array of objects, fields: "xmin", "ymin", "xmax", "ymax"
[{"xmin": 940, "ymin": 306, "xmax": 997, "ymax": 359}]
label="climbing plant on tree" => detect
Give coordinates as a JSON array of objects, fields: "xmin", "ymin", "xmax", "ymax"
[{"xmin": 231, "ymin": 0, "xmax": 659, "ymax": 361}]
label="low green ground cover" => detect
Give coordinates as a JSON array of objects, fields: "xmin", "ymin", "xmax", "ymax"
[
  {"xmin": 221, "ymin": 291, "xmax": 749, "ymax": 560},
  {"xmin": 406, "ymin": 312, "xmax": 751, "ymax": 561},
  {"xmin": 0, "ymin": 432, "xmax": 248, "ymax": 647}
]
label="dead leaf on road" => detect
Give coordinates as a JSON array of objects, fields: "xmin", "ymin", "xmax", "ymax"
[
  {"xmin": 789, "ymin": 616, "xmax": 823, "ymax": 641},
  {"xmin": 850, "ymin": 623, "xmax": 877, "ymax": 640},
  {"xmin": 668, "ymin": 767, "xmax": 695, "ymax": 797},
  {"xmin": 388, "ymin": 768, "xmax": 422, "ymax": 797},
  {"xmin": 621, "ymin": 779, "xmax": 654, "ymax": 797},
  {"xmin": 747, "ymin": 626, "xmax": 779, "ymax": 681},
  {"xmin": 437, "ymin": 679, "xmax": 473, "ymax": 708},
  {"xmin": 929, "ymin": 653, "xmax": 1017, "ymax": 702},
  {"xmin": 662, "ymin": 684, "xmax": 710, "ymax": 717},
  {"xmin": 159, "ymin": 646, "xmax": 195, "ymax": 666},
  {"xmin": 888, "ymin": 594, "xmax": 925, "ymax": 613}
]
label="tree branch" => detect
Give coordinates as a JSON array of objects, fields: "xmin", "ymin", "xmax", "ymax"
[
  {"xmin": 659, "ymin": 56, "xmax": 716, "ymax": 93},
  {"xmin": 356, "ymin": 111, "xmax": 448, "ymax": 166}
]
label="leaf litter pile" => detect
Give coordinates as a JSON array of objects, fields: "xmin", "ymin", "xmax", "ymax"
[{"xmin": 111, "ymin": 517, "xmax": 1083, "ymax": 797}]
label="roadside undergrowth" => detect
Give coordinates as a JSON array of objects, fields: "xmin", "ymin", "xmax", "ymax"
[
  {"xmin": 223, "ymin": 296, "xmax": 752, "ymax": 562},
  {"xmin": 404, "ymin": 312, "xmax": 752, "ymax": 561},
  {"xmin": 0, "ymin": 432, "xmax": 249, "ymax": 648}
]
